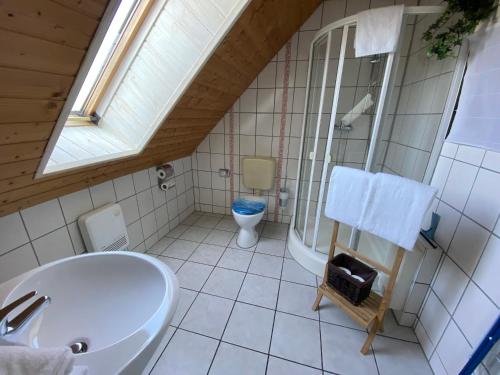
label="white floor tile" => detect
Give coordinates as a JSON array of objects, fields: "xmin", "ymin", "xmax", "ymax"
[
  {"xmin": 266, "ymin": 357, "xmax": 322, "ymax": 375},
  {"xmin": 256, "ymin": 238, "xmax": 286, "ymax": 256},
  {"xmin": 166, "ymin": 224, "xmax": 190, "ymax": 238},
  {"xmin": 277, "ymin": 281, "xmax": 319, "ymax": 320},
  {"xmin": 202, "ymin": 267, "xmax": 245, "ymax": 299},
  {"xmin": 170, "ymin": 288, "xmax": 197, "ymax": 327},
  {"xmin": 157, "ymin": 256, "xmax": 184, "ymax": 273},
  {"xmin": 194, "ymin": 215, "xmax": 222, "ymax": 229},
  {"xmin": 204, "ymin": 229, "xmax": 234, "ymax": 246},
  {"xmin": 180, "ymin": 293, "xmax": 233, "ymax": 339},
  {"xmin": 262, "ymin": 222, "xmax": 288, "ymax": 240},
  {"xmin": 215, "ymin": 218, "xmax": 239, "ymax": 232},
  {"xmin": 373, "ymin": 336, "xmax": 433, "ymax": 375},
  {"xmin": 321, "ymin": 323, "xmax": 378, "ymax": 375},
  {"xmin": 228, "ymin": 233, "xmax": 257, "ymax": 251},
  {"xmin": 148, "ymin": 236, "xmax": 175, "ymax": 255},
  {"xmin": 176, "ymin": 261, "xmax": 213, "ymax": 291},
  {"xmin": 180, "ymin": 226, "xmax": 211, "ymax": 242},
  {"xmin": 379, "ymin": 311, "xmax": 418, "ymax": 343},
  {"xmin": 217, "ymin": 248, "xmax": 253, "ymax": 272},
  {"xmin": 281, "ymin": 258, "xmax": 317, "ymax": 286},
  {"xmin": 189, "ymin": 244, "xmax": 225, "ymax": 266},
  {"xmin": 147, "ymin": 212, "xmax": 434, "ymax": 374},
  {"xmin": 270, "ymin": 312, "xmax": 321, "ymax": 368},
  {"xmin": 209, "ymin": 342, "xmax": 267, "ymax": 375},
  {"xmin": 248, "ymin": 253, "xmax": 283, "ymax": 279},
  {"xmin": 223, "ymin": 302, "xmax": 274, "ymax": 353},
  {"xmin": 238, "ymin": 274, "xmax": 280, "ymax": 309},
  {"xmin": 162, "ymin": 239, "xmax": 199, "ymax": 260},
  {"xmin": 151, "ymin": 330, "xmax": 218, "ymax": 375}
]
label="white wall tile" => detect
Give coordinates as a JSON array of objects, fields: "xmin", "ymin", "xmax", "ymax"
[
  {"xmin": 59, "ymin": 189, "xmax": 93, "ymax": 224},
  {"xmin": 113, "ymin": 174, "xmax": 136, "ymax": 200},
  {"xmin": 436, "ymin": 320, "xmax": 472, "ymax": 375},
  {"xmin": 21, "ymin": 199, "xmax": 65, "ymax": 240},
  {"xmin": 0, "ymin": 159, "xmax": 194, "ymax": 283},
  {"xmin": 433, "ymin": 257, "xmax": 469, "ymax": 313},
  {"xmin": 127, "ymin": 220, "xmax": 144, "ymax": 249},
  {"xmin": 419, "ymin": 292, "xmax": 450, "ymax": 345},
  {"xmin": 454, "ymin": 282, "xmax": 498, "ymax": 348},
  {"xmin": 119, "ymin": 196, "xmax": 140, "ymax": 225},
  {"xmin": 464, "ymin": 168, "xmax": 500, "ymax": 230},
  {"xmin": 434, "ymin": 202, "xmax": 460, "ymax": 251},
  {"xmin": 137, "ymin": 189, "xmax": 154, "ymax": 216},
  {"xmin": 447, "ymin": 216, "xmax": 489, "ymax": 276},
  {"xmin": 32, "ymin": 227, "xmax": 75, "ymax": 265},
  {"xmin": 132, "ymin": 170, "xmax": 151, "ymax": 192},
  {"xmin": 0, "ymin": 244, "xmax": 38, "ymax": 284},
  {"xmin": 455, "ymin": 145, "xmax": 485, "ymax": 166},
  {"xmin": 482, "ymin": 150, "xmax": 500, "ymax": 172},
  {"xmin": 67, "ymin": 222, "xmax": 86, "ymax": 254},
  {"xmin": 89, "ymin": 181, "xmax": 117, "ymax": 208},
  {"xmin": 472, "ymin": 234, "xmax": 500, "ymax": 305},
  {"xmin": 0, "ymin": 213, "xmax": 29, "ymax": 256},
  {"xmin": 441, "ymin": 161, "xmax": 478, "ymax": 211}
]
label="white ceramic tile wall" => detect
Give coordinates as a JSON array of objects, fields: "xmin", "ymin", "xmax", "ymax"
[
  {"xmin": 0, "ymin": 157, "xmax": 195, "ymax": 284},
  {"xmin": 415, "ymin": 142, "xmax": 500, "ymax": 374},
  {"xmin": 192, "ymin": 0, "xmax": 421, "ymax": 223},
  {"xmin": 378, "ymin": 13, "xmax": 459, "ymax": 182}
]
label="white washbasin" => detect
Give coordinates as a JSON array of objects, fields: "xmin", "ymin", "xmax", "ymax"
[{"xmin": 0, "ymin": 252, "xmax": 179, "ymax": 375}]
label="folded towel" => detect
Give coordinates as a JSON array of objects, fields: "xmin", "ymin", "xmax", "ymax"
[
  {"xmin": 355, "ymin": 5, "xmax": 404, "ymax": 57},
  {"xmin": 0, "ymin": 346, "xmax": 74, "ymax": 375},
  {"xmin": 324, "ymin": 166, "xmax": 374, "ymax": 228},
  {"xmin": 358, "ymin": 173, "xmax": 438, "ymax": 250}
]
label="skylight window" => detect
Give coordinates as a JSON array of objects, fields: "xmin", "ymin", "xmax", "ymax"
[
  {"xmin": 37, "ymin": 0, "xmax": 250, "ymax": 177},
  {"xmin": 71, "ymin": 0, "xmax": 139, "ymax": 118}
]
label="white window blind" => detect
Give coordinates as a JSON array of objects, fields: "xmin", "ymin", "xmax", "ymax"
[{"xmin": 447, "ymin": 24, "xmax": 500, "ymax": 152}]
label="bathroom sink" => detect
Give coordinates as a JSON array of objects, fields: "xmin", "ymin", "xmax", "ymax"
[{"xmin": 0, "ymin": 252, "xmax": 179, "ymax": 375}]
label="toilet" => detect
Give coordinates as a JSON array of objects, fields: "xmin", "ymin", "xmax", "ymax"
[{"xmin": 232, "ymin": 157, "xmax": 276, "ymax": 248}]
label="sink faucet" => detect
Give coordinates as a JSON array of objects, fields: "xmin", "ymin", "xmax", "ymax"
[{"xmin": 0, "ymin": 291, "xmax": 51, "ymax": 337}]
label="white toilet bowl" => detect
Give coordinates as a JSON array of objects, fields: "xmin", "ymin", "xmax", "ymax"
[{"xmin": 232, "ymin": 196, "xmax": 266, "ymax": 248}]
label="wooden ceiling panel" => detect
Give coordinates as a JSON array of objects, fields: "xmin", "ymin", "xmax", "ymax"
[{"xmin": 0, "ymin": 0, "xmax": 321, "ymax": 216}]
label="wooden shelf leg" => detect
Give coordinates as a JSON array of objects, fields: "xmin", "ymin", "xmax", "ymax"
[
  {"xmin": 361, "ymin": 318, "xmax": 380, "ymax": 355},
  {"xmin": 312, "ymin": 288, "xmax": 324, "ymax": 311}
]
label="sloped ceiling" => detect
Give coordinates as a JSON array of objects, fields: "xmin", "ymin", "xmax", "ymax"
[{"xmin": 0, "ymin": 0, "xmax": 321, "ymax": 216}]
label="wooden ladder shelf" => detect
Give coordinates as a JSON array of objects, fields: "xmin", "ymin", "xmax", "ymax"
[{"xmin": 312, "ymin": 220, "xmax": 405, "ymax": 354}]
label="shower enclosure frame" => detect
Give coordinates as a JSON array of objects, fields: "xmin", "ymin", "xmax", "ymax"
[{"xmin": 289, "ymin": 6, "xmax": 450, "ymax": 276}]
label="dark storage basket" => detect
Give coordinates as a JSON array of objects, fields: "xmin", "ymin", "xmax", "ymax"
[{"xmin": 327, "ymin": 253, "xmax": 378, "ymax": 305}]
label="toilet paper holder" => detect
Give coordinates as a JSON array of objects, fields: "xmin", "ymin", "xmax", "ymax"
[{"xmin": 156, "ymin": 164, "xmax": 174, "ymax": 180}]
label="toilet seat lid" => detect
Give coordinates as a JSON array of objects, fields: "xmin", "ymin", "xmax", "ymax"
[{"xmin": 232, "ymin": 198, "xmax": 266, "ymax": 215}]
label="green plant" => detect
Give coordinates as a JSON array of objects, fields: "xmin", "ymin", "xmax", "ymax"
[{"xmin": 423, "ymin": 0, "xmax": 498, "ymax": 59}]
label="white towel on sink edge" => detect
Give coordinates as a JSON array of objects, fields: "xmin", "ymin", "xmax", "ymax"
[{"xmin": 0, "ymin": 346, "xmax": 75, "ymax": 375}]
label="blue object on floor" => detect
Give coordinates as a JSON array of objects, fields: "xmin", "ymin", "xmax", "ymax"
[{"xmin": 232, "ymin": 198, "xmax": 266, "ymax": 215}]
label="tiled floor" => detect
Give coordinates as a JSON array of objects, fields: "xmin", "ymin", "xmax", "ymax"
[{"xmin": 146, "ymin": 212, "xmax": 433, "ymax": 375}]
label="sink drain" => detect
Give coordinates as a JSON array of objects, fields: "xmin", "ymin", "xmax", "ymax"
[{"xmin": 69, "ymin": 341, "xmax": 88, "ymax": 354}]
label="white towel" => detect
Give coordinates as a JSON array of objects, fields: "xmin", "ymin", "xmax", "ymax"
[
  {"xmin": 0, "ymin": 346, "xmax": 75, "ymax": 375},
  {"xmin": 358, "ymin": 173, "xmax": 438, "ymax": 250},
  {"xmin": 324, "ymin": 166, "xmax": 373, "ymax": 228},
  {"xmin": 355, "ymin": 5, "xmax": 404, "ymax": 57}
]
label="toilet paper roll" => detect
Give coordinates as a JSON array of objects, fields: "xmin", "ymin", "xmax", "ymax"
[
  {"xmin": 156, "ymin": 168, "xmax": 167, "ymax": 179},
  {"xmin": 160, "ymin": 182, "xmax": 169, "ymax": 191}
]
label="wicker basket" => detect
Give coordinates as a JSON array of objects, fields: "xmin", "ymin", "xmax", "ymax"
[{"xmin": 327, "ymin": 253, "xmax": 378, "ymax": 305}]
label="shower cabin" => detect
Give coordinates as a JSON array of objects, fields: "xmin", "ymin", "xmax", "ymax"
[{"xmin": 288, "ymin": 6, "xmax": 464, "ymax": 310}]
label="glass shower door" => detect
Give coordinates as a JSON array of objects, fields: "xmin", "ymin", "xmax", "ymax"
[{"xmin": 294, "ymin": 34, "xmax": 329, "ymax": 242}]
